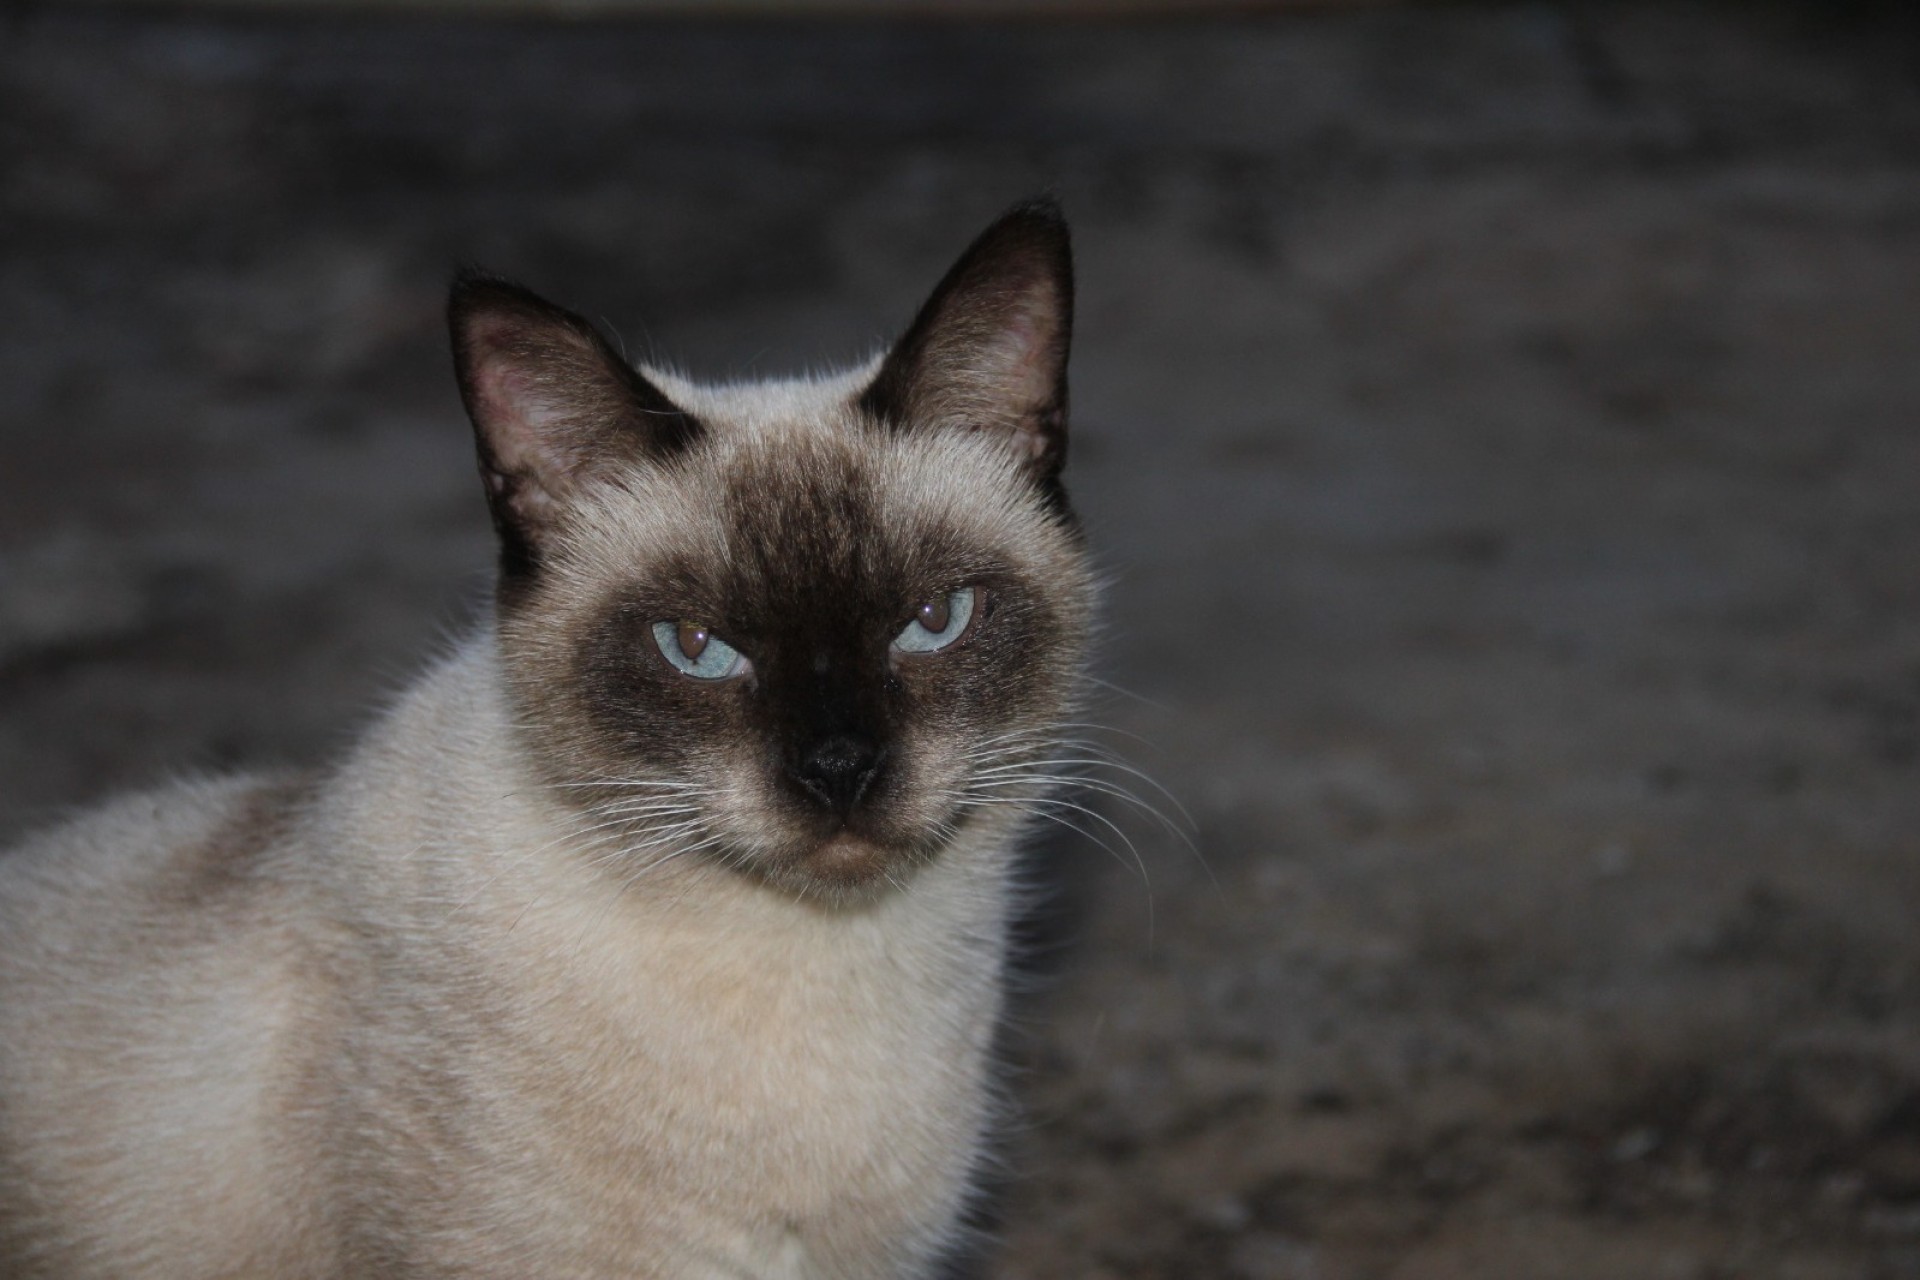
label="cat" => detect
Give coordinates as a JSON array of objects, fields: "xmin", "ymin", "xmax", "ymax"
[{"xmin": 0, "ymin": 199, "xmax": 1094, "ymax": 1279}]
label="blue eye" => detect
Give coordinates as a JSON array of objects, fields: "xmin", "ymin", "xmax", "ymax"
[
  {"xmin": 892, "ymin": 587, "xmax": 976, "ymax": 655},
  {"xmin": 652, "ymin": 621, "xmax": 748, "ymax": 680}
]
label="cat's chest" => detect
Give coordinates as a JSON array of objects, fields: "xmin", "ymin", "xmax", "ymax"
[{"xmin": 474, "ymin": 865, "xmax": 1005, "ymax": 1275}]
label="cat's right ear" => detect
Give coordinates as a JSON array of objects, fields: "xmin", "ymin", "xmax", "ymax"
[{"xmin": 449, "ymin": 273, "xmax": 700, "ymax": 579}]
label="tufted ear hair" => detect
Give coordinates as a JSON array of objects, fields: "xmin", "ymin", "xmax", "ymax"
[
  {"xmin": 449, "ymin": 272, "xmax": 701, "ymax": 581},
  {"xmin": 858, "ymin": 199, "xmax": 1074, "ymax": 504}
]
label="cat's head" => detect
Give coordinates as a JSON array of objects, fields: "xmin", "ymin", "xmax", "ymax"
[{"xmin": 451, "ymin": 201, "xmax": 1094, "ymax": 901}]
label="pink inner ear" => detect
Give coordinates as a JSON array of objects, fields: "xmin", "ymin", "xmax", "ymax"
[
  {"xmin": 472, "ymin": 362, "xmax": 552, "ymax": 474},
  {"xmin": 989, "ymin": 296, "xmax": 1061, "ymax": 433},
  {"xmin": 474, "ymin": 362, "xmax": 569, "ymax": 524},
  {"xmin": 465, "ymin": 313, "xmax": 586, "ymax": 483}
]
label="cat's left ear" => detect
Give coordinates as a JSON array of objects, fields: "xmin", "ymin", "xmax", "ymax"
[{"xmin": 859, "ymin": 199, "xmax": 1073, "ymax": 491}]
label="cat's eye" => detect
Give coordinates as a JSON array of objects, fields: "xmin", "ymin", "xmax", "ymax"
[
  {"xmin": 892, "ymin": 587, "xmax": 977, "ymax": 655},
  {"xmin": 652, "ymin": 621, "xmax": 749, "ymax": 680}
]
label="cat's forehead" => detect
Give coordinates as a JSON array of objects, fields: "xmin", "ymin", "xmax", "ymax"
[
  {"xmin": 648, "ymin": 364, "xmax": 877, "ymax": 436},
  {"xmin": 555, "ymin": 379, "xmax": 1064, "ymax": 601}
]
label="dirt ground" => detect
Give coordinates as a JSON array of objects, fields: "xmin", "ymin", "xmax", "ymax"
[{"xmin": 4, "ymin": 3, "xmax": 1920, "ymax": 1276}]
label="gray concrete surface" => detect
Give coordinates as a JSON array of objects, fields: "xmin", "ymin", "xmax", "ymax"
[{"xmin": 4, "ymin": 4, "xmax": 1920, "ymax": 1275}]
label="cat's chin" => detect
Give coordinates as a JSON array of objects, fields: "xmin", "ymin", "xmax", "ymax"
[{"xmin": 751, "ymin": 831, "xmax": 925, "ymax": 902}]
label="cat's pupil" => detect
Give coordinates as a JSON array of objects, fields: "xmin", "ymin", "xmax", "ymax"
[
  {"xmin": 677, "ymin": 623, "xmax": 710, "ymax": 660},
  {"xmin": 919, "ymin": 597, "xmax": 950, "ymax": 633}
]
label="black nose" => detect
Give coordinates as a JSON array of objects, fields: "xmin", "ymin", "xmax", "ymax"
[{"xmin": 790, "ymin": 733, "xmax": 885, "ymax": 813}]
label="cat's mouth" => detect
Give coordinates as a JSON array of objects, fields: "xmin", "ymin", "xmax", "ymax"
[
  {"xmin": 795, "ymin": 832, "xmax": 900, "ymax": 890},
  {"xmin": 741, "ymin": 800, "xmax": 956, "ymax": 899}
]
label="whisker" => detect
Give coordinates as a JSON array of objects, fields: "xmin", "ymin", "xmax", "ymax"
[
  {"xmin": 958, "ymin": 718, "xmax": 1214, "ymax": 895},
  {"xmin": 968, "ymin": 757, "xmax": 1196, "ymax": 830},
  {"xmin": 1078, "ymin": 674, "xmax": 1170, "ymax": 712},
  {"xmin": 955, "ymin": 793, "xmax": 1155, "ymax": 949}
]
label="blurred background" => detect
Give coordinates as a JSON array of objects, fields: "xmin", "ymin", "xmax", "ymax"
[{"xmin": 4, "ymin": 1, "xmax": 1920, "ymax": 1275}]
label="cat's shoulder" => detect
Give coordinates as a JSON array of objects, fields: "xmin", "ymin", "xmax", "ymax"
[{"xmin": 0, "ymin": 771, "xmax": 312, "ymax": 933}]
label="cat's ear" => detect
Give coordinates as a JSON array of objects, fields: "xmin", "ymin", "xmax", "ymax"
[
  {"xmin": 449, "ymin": 272, "xmax": 700, "ymax": 578},
  {"xmin": 859, "ymin": 199, "xmax": 1073, "ymax": 491}
]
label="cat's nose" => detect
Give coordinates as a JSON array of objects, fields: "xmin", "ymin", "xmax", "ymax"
[{"xmin": 790, "ymin": 733, "xmax": 885, "ymax": 813}]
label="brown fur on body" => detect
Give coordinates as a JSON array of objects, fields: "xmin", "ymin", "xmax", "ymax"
[{"xmin": 0, "ymin": 202, "xmax": 1092, "ymax": 1278}]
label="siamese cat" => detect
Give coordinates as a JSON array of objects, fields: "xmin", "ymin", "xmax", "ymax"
[{"xmin": 0, "ymin": 200, "xmax": 1093, "ymax": 1278}]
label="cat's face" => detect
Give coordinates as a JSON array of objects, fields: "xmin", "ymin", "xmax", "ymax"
[{"xmin": 453, "ymin": 203, "xmax": 1092, "ymax": 899}]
